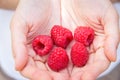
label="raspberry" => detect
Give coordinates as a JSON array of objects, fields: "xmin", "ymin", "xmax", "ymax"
[
  {"xmin": 74, "ymin": 26, "xmax": 94, "ymax": 46},
  {"xmin": 71, "ymin": 42, "xmax": 89, "ymax": 67},
  {"xmin": 51, "ymin": 25, "xmax": 73, "ymax": 48},
  {"xmin": 32, "ymin": 35, "xmax": 53, "ymax": 56},
  {"xmin": 47, "ymin": 47, "xmax": 69, "ymax": 71}
]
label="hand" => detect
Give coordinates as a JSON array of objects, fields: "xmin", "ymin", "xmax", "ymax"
[
  {"xmin": 11, "ymin": 0, "xmax": 119, "ymax": 80},
  {"xmin": 60, "ymin": 0, "xmax": 119, "ymax": 80},
  {"xmin": 10, "ymin": 0, "xmax": 69, "ymax": 80}
]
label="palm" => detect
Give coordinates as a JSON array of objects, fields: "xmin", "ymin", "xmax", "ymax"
[
  {"xmin": 12, "ymin": 0, "xmax": 70, "ymax": 80},
  {"xmin": 21, "ymin": 24, "xmax": 70, "ymax": 80},
  {"xmin": 61, "ymin": 0, "xmax": 117, "ymax": 80},
  {"xmin": 70, "ymin": 35, "xmax": 110, "ymax": 80},
  {"xmin": 21, "ymin": 46, "xmax": 69, "ymax": 80}
]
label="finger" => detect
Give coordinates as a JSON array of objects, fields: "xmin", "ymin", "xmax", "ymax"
[
  {"xmin": 81, "ymin": 48, "xmax": 110, "ymax": 80},
  {"xmin": 104, "ymin": 6, "xmax": 119, "ymax": 61},
  {"xmin": 35, "ymin": 61, "xmax": 47, "ymax": 70},
  {"xmin": 21, "ymin": 57, "xmax": 52, "ymax": 80},
  {"xmin": 10, "ymin": 16, "xmax": 28, "ymax": 71}
]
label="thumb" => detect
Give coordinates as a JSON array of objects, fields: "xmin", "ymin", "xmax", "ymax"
[
  {"xmin": 104, "ymin": 6, "xmax": 119, "ymax": 61},
  {"xmin": 10, "ymin": 15, "xmax": 28, "ymax": 71}
]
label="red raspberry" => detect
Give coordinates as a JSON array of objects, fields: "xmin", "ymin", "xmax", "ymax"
[
  {"xmin": 32, "ymin": 35, "xmax": 53, "ymax": 56},
  {"xmin": 71, "ymin": 42, "xmax": 89, "ymax": 67},
  {"xmin": 51, "ymin": 25, "xmax": 73, "ymax": 48},
  {"xmin": 74, "ymin": 26, "xmax": 94, "ymax": 46},
  {"xmin": 47, "ymin": 47, "xmax": 69, "ymax": 71}
]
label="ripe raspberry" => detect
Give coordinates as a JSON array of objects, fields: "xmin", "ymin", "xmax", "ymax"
[
  {"xmin": 51, "ymin": 25, "xmax": 73, "ymax": 48},
  {"xmin": 74, "ymin": 26, "xmax": 94, "ymax": 46},
  {"xmin": 71, "ymin": 42, "xmax": 89, "ymax": 67},
  {"xmin": 47, "ymin": 47, "xmax": 69, "ymax": 71},
  {"xmin": 32, "ymin": 35, "xmax": 53, "ymax": 56}
]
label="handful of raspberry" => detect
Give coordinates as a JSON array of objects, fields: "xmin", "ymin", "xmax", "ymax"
[{"xmin": 32, "ymin": 25, "xmax": 94, "ymax": 72}]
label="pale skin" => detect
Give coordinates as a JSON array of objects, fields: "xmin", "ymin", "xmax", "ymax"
[{"xmin": 10, "ymin": 0, "xmax": 119, "ymax": 80}]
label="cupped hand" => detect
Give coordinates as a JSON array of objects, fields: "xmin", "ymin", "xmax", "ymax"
[
  {"xmin": 60, "ymin": 0, "xmax": 119, "ymax": 80},
  {"xmin": 10, "ymin": 0, "xmax": 119, "ymax": 80},
  {"xmin": 10, "ymin": 0, "xmax": 70, "ymax": 80}
]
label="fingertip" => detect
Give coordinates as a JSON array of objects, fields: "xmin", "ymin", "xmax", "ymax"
[
  {"xmin": 104, "ymin": 37, "xmax": 118, "ymax": 62},
  {"xmin": 15, "ymin": 53, "xmax": 28, "ymax": 71},
  {"xmin": 105, "ymin": 49, "xmax": 117, "ymax": 62}
]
